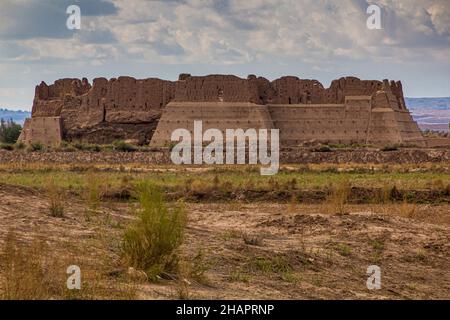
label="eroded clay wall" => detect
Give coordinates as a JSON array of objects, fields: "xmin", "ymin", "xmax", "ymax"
[
  {"xmin": 269, "ymin": 77, "xmax": 326, "ymax": 104},
  {"xmin": 265, "ymin": 76, "xmax": 404, "ymax": 107},
  {"xmin": 174, "ymin": 75, "xmax": 261, "ymax": 104},
  {"xmin": 33, "ymin": 77, "xmax": 175, "ymax": 143},
  {"xmin": 32, "ymin": 78, "xmax": 91, "ymax": 117},
  {"xmin": 28, "ymin": 74, "xmax": 422, "ymax": 146}
]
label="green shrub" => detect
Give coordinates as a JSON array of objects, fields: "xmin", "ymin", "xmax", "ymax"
[
  {"xmin": 113, "ymin": 140, "xmax": 137, "ymax": 152},
  {"xmin": 251, "ymin": 256, "xmax": 292, "ymax": 274},
  {"xmin": 0, "ymin": 119, "xmax": 22, "ymax": 144},
  {"xmin": 90, "ymin": 144, "xmax": 102, "ymax": 152},
  {"xmin": 72, "ymin": 142, "xmax": 85, "ymax": 150},
  {"xmin": 102, "ymin": 144, "xmax": 115, "ymax": 152},
  {"xmin": 329, "ymin": 143, "xmax": 348, "ymax": 149},
  {"xmin": 336, "ymin": 243, "xmax": 352, "ymax": 256},
  {"xmin": 72, "ymin": 142, "xmax": 102, "ymax": 152},
  {"xmin": 28, "ymin": 142, "xmax": 44, "ymax": 152},
  {"xmin": 122, "ymin": 183, "xmax": 186, "ymax": 281},
  {"xmin": 55, "ymin": 141, "xmax": 73, "ymax": 152}
]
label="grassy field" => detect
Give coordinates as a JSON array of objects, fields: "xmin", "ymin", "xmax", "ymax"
[
  {"xmin": 0, "ymin": 161, "xmax": 449, "ymax": 300},
  {"xmin": 1, "ymin": 163, "xmax": 449, "ymax": 195}
]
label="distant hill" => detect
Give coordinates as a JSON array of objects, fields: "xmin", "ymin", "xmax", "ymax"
[
  {"xmin": 405, "ymin": 97, "xmax": 450, "ymax": 110},
  {"xmin": 405, "ymin": 97, "xmax": 450, "ymax": 132},
  {"xmin": 0, "ymin": 109, "xmax": 31, "ymax": 125}
]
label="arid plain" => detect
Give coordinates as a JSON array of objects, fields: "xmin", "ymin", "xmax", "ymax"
[{"xmin": 1, "ymin": 150, "xmax": 448, "ymax": 300}]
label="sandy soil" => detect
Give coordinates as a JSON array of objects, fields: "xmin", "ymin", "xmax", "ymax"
[{"xmin": 0, "ymin": 184, "xmax": 448, "ymax": 300}]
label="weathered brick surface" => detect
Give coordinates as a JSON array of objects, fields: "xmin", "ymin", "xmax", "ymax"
[{"xmin": 25, "ymin": 74, "xmax": 423, "ymax": 146}]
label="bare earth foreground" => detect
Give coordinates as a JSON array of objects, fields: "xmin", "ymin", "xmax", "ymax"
[{"xmin": 0, "ymin": 180, "xmax": 448, "ymax": 300}]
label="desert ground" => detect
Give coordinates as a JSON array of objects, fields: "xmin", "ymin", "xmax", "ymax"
[{"xmin": 0, "ymin": 158, "xmax": 449, "ymax": 300}]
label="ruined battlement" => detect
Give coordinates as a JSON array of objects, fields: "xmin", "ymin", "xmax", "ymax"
[
  {"xmin": 20, "ymin": 74, "xmax": 424, "ymax": 147},
  {"xmin": 32, "ymin": 74, "xmax": 407, "ymax": 114},
  {"xmin": 174, "ymin": 74, "xmax": 261, "ymax": 104}
]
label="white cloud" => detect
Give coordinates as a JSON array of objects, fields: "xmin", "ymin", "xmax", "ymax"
[
  {"xmin": 1, "ymin": 0, "xmax": 448, "ymax": 65},
  {"xmin": 428, "ymin": 2, "xmax": 450, "ymax": 35}
]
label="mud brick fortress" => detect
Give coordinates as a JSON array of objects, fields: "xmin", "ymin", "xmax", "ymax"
[{"xmin": 18, "ymin": 74, "xmax": 426, "ymax": 147}]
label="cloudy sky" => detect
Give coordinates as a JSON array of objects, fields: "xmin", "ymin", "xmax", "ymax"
[{"xmin": 1, "ymin": 0, "xmax": 449, "ymax": 110}]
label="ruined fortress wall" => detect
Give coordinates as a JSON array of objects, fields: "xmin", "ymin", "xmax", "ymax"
[
  {"xmin": 24, "ymin": 74, "xmax": 424, "ymax": 147},
  {"xmin": 150, "ymin": 102, "xmax": 274, "ymax": 147},
  {"xmin": 149, "ymin": 92, "xmax": 424, "ymax": 147},
  {"xmin": 269, "ymin": 104, "xmax": 348, "ymax": 145},
  {"xmin": 271, "ymin": 94, "xmax": 425, "ymax": 147},
  {"xmin": 174, "ymin": 75, "xmax": 261, "ymax": 104},
  {"xmin": 268, "ymin": 97, "xmax": 373, "ymax": 146},
  {"xmin": 32, "ymin": 77, "xmax": 175, "ymax": 143},
  {"xmin": 104, "ymin": 77, "xmax": 175, "ymax": 124},
  {"xmin": 269, "ymin": 77, "xmax": 326, "ymax": 104},
  {"xmin": 32, "ymin": 78, "xmax": 91, "ymax": 117},
  {"xmin": 267, "ymin": 76, "xmax": 396, "ymax": 105},
  {"xmin": 325, "ymin": 78, "xmax": 384, "ymax": 103}
]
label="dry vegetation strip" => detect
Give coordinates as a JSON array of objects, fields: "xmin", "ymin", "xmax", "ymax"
[{"xmin": 0, "ymin": 163, "xmax": 449, "ymax": 204}]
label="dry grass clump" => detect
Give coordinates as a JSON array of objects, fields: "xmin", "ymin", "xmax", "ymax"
[
  {"xmin": 324, "ymin": 180, "xmax": 351, "ymax": 214},
  {"xmin": 0, "ymin": 231, "xmax": 135, "ymax": 300},
  {"xmin": 175, "ymin": 261, "xmax": 192, "ymax": 299},
  {"xmin": 27, "ymin": 141, "xmax": 44, "ymax": 152},
  {"xmin": 121, "ymin": 183, "xmax": 187, "ymax": 281},
  {"xmin": 247, "ymin": 255, "xmax": 298, "ymax": 283},
  {"xmin": 229, "ymin": 267, "xmax": 251, "ymax": 283},
  {"xmin": 397, "ymin": 198, "xmax": 418, "ymax": 218},
  {"xmin": 429, "ymin": 179, "xmax": 445, "ymax": 190},
  {"xmin": 376, "ymin": 182, "xmax": 393, "ymax": 204},
  {"xmin": 288, "ymin": 194, "xmax": 299, "ymax": 213},
  {"xmin": 47, "ymin": 179, "xmax": 65, "ymax": 217},
  {"xmin": 243, "ymin": 233, "xmax": 264, "ymax": 246},
  {"xmin": 0, "ymin": 232, "xmax": 53, "ymax": 299},
  {"xmin": 189, "ymin": 179, "xmax": 210, "ymax": 194},
  {"xmin": 335, "ymin": 243, "xmax": 352, "ymax": 257},
  {"xmin": 249, "ymin": 256, "xmax": 292, "ymax": 275},
  {"xmin": 85, "ymin": 172, "xmax": 102, "ymax": 212},
  {"xmin": 174, "ymin": 250, "xmax": 212, "ymax": 299}
]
